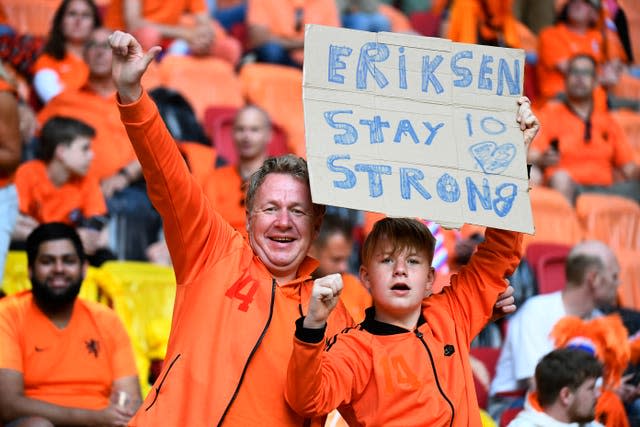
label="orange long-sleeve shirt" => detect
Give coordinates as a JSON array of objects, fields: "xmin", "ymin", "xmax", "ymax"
[
  {"xmin": 286, "ymin": 227, "xmax": 522, "ymax": 426},
  {"xmin": 118, "ymin": 91, "xmax": 353, "ymax": 427}
]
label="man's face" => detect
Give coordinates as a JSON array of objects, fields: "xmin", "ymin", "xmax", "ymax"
[
  {"xmin": 592, "ymin": 252, "xmax": 620, "ymax": 307},
  {"xmin": 567, "ymin": 377, "xmax": 600, "ymax": 423},
  {"xmin": 233, "ymin": 108, "xmax": 271, "ymax": 161},
  {"xmin": 85, "ymin": 28, "xmax": 113, "ymax": 78},
  {"xmin": 58, "ymin": 135, "xmax": 94, "ymax": 176},
  {"xmin": 30, "ymin": 239, "xmax": 85, "ymax": 312},
  {"xmin": 566, "ymin": 57, "xmax": 597, "ymax": 101},
  {"xmin": 312, "ymin": 233, "xmax": 353, "ymax": 277},
  {"xmin": 360, "ymin": 244, "xmax": 434, "ymax": 321},
  {"xmin": 247, "ymin": 173, "xmax": 320, "ymax": 282}
]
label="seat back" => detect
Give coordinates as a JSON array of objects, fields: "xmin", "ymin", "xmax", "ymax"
[
  {"xmin": 470, "ymin": 346, "xmax": 501, "ymax": 409},
  {"xmin": 159, "ymin": 55, "xmax": 244, "ymax": 122},
  {"xmin": 203, "ymin": 106, "xmax": 289, "ymax": 164},
  {"xmin": 2, "ymin": 0, "xmax": 61, "ymax": 36},
  {"xmin": 616, "ymin": 248, "xmax": 640, "ymax": 310},
  {"xmin": 525, "ymin": 242, "xmax": 571, "ymax": 294},
  {"xmin": 576, "ymin": 193, "xmax": 640, "ymax": 252},
  {"xmin": 238, "ymin": 63, "xmax": 304, "ymax": 156},
  {"xmin": 522, "ymin": 186, "xmax": 583, "ymax": 251}
]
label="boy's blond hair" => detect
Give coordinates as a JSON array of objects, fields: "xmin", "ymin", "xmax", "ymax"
[{"xmin": 362, "ymin": 218, "xmax": 436, "ymax": 266}]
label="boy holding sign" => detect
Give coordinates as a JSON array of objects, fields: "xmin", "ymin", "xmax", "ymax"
[{"xmin": 285, "ymin": 97, "xmax": 538, "ymax": 426}]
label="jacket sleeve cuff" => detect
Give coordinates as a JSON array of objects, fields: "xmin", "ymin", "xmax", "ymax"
[{"xmin": 295, "ymin": 316, "xmax": 326, "ymax": 343}]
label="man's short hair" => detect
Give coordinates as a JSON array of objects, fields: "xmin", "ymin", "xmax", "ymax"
[
  {"xmin": 314, "ymin": 213, "xmax": 354, "ymax": 250},
  {"xmin": 26, "ymin": 222, "xmax": 86, "ymax": 267},
  {"xmin": 361, "ymin": 218, "xmax": 435, "ymax": 266},
  {"xmin": 38, "ymin": 116, "xmax": 95, "ymax": 162},
  {"xmin": 565, "ymin": 253, "xmax": 604, "ymax": 286},
  {"xmin": 245, "ymin": 154, "xmax": 325, "ymax": 218},
  {"xmin": 535, "ymin": 348, "xmax": 602, "ymax": 407},
  {"xmin": 567, "ymin": 54, "xmax": 597, "ymax": 76}
]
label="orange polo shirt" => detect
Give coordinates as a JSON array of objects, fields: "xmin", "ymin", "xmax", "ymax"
[
  {"xmin": 14, "ymin": 160, "xmax": 107, "ymax": 224},
  {"xmin": 532, "ymin": 100, "xmax": 633, "ymax": 186},
  {"xmin": 32, "ymin": 53, "xmax": 89, "ymax": 96},
  {"xmin": 0, "ymin": 292, "xmax": 138, "ymax": 410},
  {"xmin": 201, "ymin": 165, "xmax": 248, "ymax": 238},
  {"xmin": 37, "ymin": 86, "xmax": 137, "ymax": 183}
]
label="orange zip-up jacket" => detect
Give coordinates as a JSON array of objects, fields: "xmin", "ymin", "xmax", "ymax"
[
  {"xmin": 118, "ymin": 91, "xmax": 353, "ymax": 427},
  {"xmin": 286, "ymin": 227, "xmax": 522, "ymax": 426}
]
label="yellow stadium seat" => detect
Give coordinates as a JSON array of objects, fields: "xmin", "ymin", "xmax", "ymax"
[
  {"xmin": 97, "ymin": 261, "xmax": 176, "ymax": 395},
  {"xmin": 1, "ymin": 250, "xmax": 103, "ymax": 303}
]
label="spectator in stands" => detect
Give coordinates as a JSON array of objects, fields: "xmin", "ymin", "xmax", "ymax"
[
  {"xmin": 0, "ymin": 222, "xmax": 141, "ymax": 426},
  {"xmin": 104, "ymin": 0, "xmax": 241, "ymax": 64},
  {"xmin": 108, "ymin": 30, "xmax": 535, "ymax": 425},
  {"xmin": 489, "ymin": 240, "xmax": 620, "ymax": 423},
  {"xmin": 336, "ymin": 0, "xmax": 391, "ymax": 32},
  {"xmin": 309, "ymin": 213, "xmax": 370, "ymax": 323},
  {"xmin": 12, "ymin": 117, "xmax": 115, "ymax": 267},
  {"xmin": 32, "ymin": 0, "xmax": 102, "ymax": 104},
  {"xmin": 508, "ymin": 348, "xmax": 604, "ymax": 427},
  {"xmin": 536, "ymin": 0, "xmax": 628, "ymax": 107},
  {"xmin": 202, "ymin": 104, "xmax": 272, "ymax": 235},
  {"xmin": 38, "ymin": 27, "xmax": 161, "ymax": 261},
  {"xmin": 246, "ymin": 0, "xmax": 339, "ymax": 67},
  {"xmin": 528, "ymin": 54, "xmax": 640, "ymax": 204},
  {"xmin": 0, "ymin": 70, "xmax": 21, "ymax": 287},
  {"xmin": 207, "ymin": 0, "xmax": 247, "ymax": 33}
]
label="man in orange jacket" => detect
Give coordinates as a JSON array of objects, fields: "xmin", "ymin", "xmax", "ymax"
[{"xmin": 108, "ymin": 31, "xmax": 527, "ymax": 426}]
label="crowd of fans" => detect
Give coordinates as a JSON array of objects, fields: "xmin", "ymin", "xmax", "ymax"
[{"xmin": 0, "ymin": 0, "xmax": 639, "ymax": 426}]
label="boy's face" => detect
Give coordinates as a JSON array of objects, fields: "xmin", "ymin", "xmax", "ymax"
[
  {"xmin": 360, "ymin": 242, "xmax": 434, "ymax": 323},
  {"xmin": 58, "ymin": 136, "xmax": 94, "ymax": 176}
]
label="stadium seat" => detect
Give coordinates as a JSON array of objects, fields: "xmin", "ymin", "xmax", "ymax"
[
  {"xmin": 158, "ymin": 54, "xmax": 244, "ymax": 122},
  {"xmin": 470, "ymin": 346, "xmax": 501, "ymax": 409},
  {"xmin": 522, "ymin": 185, "xmax": 583, "ymax": 251},
  {"xmin": 202, "ymin": 106, "xmax": 290, "ymax": 164},
  {"xmin": 238, "ymin": 63, "xmax": 304, "ymax": 157},
  {"xmin": 575, "ymin": 193, "xmax": 640, "ymax": 252},
  {"xmin": 525, "ymin": 242, "xmax": 572, "ymax": 294},
  {"xmin": 1, "ymin": 250, "xmax": 104, "ymax": 303},
  {"xmin": 178, "ymin": 141, "xmax": 220, "ymax": 187},
  {"xmin": 408, "ymin": 11, "xmax": 441, "ymax": 37},
  {"xmin": 499, "ymin": 406, "xmax": 523, "ymax": 427},
  {"xmin": 98, "ymin": 261, "xmax": 176, "ymax": 395},
  {"xmin": 2, "ymin": 0, "xmax": 60, "ymax": 37}
]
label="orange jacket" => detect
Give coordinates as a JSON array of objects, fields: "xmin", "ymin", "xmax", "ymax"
[
  {"xmin": 286, "ymin": 227, "xmax": 522, "ymax": 426},
  {"xmin": 118, "ymin": 92, "xmax": 353, "ymax": 427}
]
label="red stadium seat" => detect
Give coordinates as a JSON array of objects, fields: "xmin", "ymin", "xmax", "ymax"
[{"xmin": 525, "ymin": 242, "xmax": 572, "ymax": 294}]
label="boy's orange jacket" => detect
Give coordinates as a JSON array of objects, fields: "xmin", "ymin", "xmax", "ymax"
[
  {"xmin": 286, "ymin": 227, "xmax": 522, "ymax": 426},
  {"xmin": 118, "ymin": 92, "xmax": 353, "ymax": 426}
]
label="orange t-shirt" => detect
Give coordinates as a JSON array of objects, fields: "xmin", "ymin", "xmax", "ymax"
[
  {"xmin": 532, "ymin": 101, "xmax": 633, "ymax": 186},
  {"xmin": 37, "ymin": 86, "xmax": 137, "ymax": 182},
  {"xmin": 0, "ymin": 292, "xmax": 137, "ymax": 409},
  {"xmin": 15, "ymin": 160, "xmax": 107, "ymax": 224},
  {"xmin": 32, "ymin": 53, "xmax": 89, "ymax": 96},
  {"xmin": 105, "ymin": 0, "xmax": 207, "ymax": 29},
  {"xmin": 247, "ymin": 0, "xmax": 339, "ymax": 40},
  {"xmin": 202, "ymin": 165, "xmax": 247, "ymax": 237}
]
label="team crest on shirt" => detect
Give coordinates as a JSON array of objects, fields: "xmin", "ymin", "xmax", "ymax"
[{"xmin": 85, "ymin": 339, "xmax": 100, "ymax": 358}]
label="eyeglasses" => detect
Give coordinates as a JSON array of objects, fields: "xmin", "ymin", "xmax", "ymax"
[
  {"xmin": 568, "ymin": 68, "xmax": 595, "ymax": 77},
  {"xmin": 85, "ymin": 41, "xmax": 111, "ymax": 50}
]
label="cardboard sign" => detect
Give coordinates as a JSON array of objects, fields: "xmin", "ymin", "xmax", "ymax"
[{"xmin": 303, "ymin": 25, "xmax": 533, "ymax": 233}]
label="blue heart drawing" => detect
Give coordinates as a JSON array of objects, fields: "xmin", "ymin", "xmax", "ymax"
[{"xmin": 469, "ymin": 141, "xmax": 516, "ymax": 174}]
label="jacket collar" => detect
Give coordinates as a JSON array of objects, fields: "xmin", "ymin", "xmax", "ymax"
[{"xmin": 360, "ymin": 306, "xmax": 426, "ymax": 335}]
